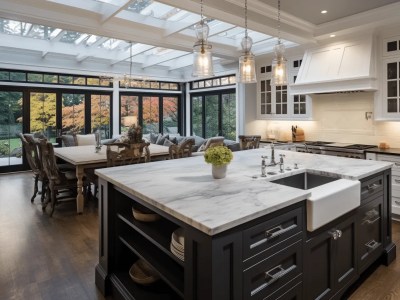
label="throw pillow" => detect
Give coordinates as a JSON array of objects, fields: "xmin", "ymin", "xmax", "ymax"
[
  {"xmin": 168, "ymin": 136, "xmax": 178, "ymax": 144},
  {"xmin": 61, "ymin": 135, "xmax": 76, "ymax": 147},
  {"xmin": 193, "ymin": 135, "xmax": 205, "ymax": 148},
  {"xmin": 163, "ymin": 139, "xmax": 174, "ymax": 147},
  {"xmin": 76, "ymin": 134, "xmax": 96, "ymax": 146},
  {"xmin": 175, "ymin": 136, "xmax": 185, "ymax": 144},
  {"xmin": 149, "ymin": 132, "xmax": 158, "ymax": 144},
  {"xmin": 156, "ymin": 134, "xmax": 169, "ymax": 145}
]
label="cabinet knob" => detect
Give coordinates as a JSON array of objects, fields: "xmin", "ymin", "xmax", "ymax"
[{"xmin": 329, "ymin": 230, "xmax": 339, "ymax": 240}]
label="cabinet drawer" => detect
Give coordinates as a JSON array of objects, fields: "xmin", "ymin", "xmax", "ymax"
[
  {"xmin": 361, "ymin": 174, "xmax": 383, "ymax": 203},
  {"xmin": 242, "ymin": 207, "xmax": 303, "ymax": 260},
  {"xmin": 357, "ymin": 195, "xmax": 384, "ymax": 272},
  {"xmin": 392, "ymin": 176, "xmax": 400, "ymax": 187},
  {"xmin": 377, "ymin": 154, "xmax": 400, "ymax": 176},
  {"xmin": 264, "ymin": 278, "xmax": 303, "ymax": 300},
  {"xmin": 243, "ymin": 240, "xmax": 303, "ymax": 300}
]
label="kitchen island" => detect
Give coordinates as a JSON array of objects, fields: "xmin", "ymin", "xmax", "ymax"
[{"xmin": 95, "ymin": 149, "xmax": 396, "ymax": 300}]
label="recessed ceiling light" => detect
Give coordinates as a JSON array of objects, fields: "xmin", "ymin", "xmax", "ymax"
[
  {"xmin": 321, "ymin": 10, "xmax": 328, "ymax": 14},
  {"xmin": 330, "ymin": 34, "xmax": 336, "ymax": 38}
]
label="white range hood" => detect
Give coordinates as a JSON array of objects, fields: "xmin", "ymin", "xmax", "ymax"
[{"xmin": 291, "ymin": 36, "xmax": 377, "ymax": 95}]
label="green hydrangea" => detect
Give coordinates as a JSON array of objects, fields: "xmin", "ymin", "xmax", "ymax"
[{"xmin": 204, "ymin": 146, "xmax": 233, "ymax": 166}]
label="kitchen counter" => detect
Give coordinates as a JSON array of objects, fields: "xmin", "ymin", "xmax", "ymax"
[
  {"xmin": 366, "ymin": 147, "xmax": 400, "ymax": 155},
  {"xmin": 95, "ymin": 149, "xmax": 392, "ymax": 235}
]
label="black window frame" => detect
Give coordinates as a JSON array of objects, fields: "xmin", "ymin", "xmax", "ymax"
[
  {"xmin": 119, "ymin": 91, "xmax": 182, "ymax": 135},
  {"xmin": 190, "ymin": 88, "xmax": 236, "ymax": 139}
]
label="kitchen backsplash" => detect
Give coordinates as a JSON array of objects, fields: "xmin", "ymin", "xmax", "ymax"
[{"xmin": 247, "ymin": 92, "xmax": 400, "ymax": 148}]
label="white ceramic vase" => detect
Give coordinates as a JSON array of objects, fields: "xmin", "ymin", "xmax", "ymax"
[{"xmin": 212, "ymin": 164, "xmax": 228, "ymax": 179}]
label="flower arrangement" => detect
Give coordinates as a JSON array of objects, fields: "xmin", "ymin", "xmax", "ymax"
[
  {"xmin": 127, "ymin": 124, "xmax": 143, "ymax": 144},
  {"xmin": 204, "ymin": 146, "xmax": 233, "ymax": 166}
]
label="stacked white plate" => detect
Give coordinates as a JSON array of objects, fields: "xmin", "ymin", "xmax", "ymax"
[{"xmin": 170, "ymin": 228, "xmax": 184, "ymax": 261}]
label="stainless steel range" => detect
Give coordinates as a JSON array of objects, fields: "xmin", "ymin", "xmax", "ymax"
[{"xmin": 295, "ymin": 141, "xmax": 376, "ymax": 159}]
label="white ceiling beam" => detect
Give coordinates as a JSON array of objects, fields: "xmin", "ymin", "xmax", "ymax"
[
  {"xmin": 100, "ymin": 0, "xmax": 131, "ymax": 24},
  {"xmin": 42, "ymin": 51, "xmax": 48, "ymax": 58},
  {"xmin": 90, "ymin": 36, "xmax": 109, "ymax": 48},
  {"xmin": 50, "ymin": 29, "xmax": 65, "ymax": 42},
  {"xmin": 0, "ymin": 33, "xmax": 128, "ymax": 62},
  {"xmin": 142, "ymin": 51, "xmax": 189, "ymax": 68},
  {"xmin": 155, "ymin": 0, "xmax": 315, "ymax": 45},
  {"xmin": 163, "ymin": 13, "xmax": 199, "ymax": 37},
  {"xmin": 76, "ymin": 54, "xmax": 88, "ymax": 62},
  {"xmin": 110, "ymin": 44, "xmax": 156, "ymax": 65}
]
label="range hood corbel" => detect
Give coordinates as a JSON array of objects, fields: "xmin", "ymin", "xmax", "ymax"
[{"xmin": 290, "ymin": 36, "xmax": 377, "ymax": 95}]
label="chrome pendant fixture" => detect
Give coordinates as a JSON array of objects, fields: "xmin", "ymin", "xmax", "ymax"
[
  {"xmin": 271, "ymin": 0, "xmax": 287, "ymax": 86},
  {"xmin": 192, "ymin": 0, "xmax": 214, "ymax": 77},
  {"xmin": 238, "ymin": 0, "xmax": 256, "ymax": 83}
]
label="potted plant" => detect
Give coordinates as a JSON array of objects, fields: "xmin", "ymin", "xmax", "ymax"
[{"xmin": 204, "ymin": 145, "xmax": 233, "ymax": 179}]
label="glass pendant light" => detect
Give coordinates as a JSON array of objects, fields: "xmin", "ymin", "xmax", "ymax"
[
  {"xmin": 271, "ymin": 0, "xmax": 287, "ymax": 86},
  {"xmin": 192, "ymin": 0, "xmax": 214, "ymax": 77},
  {"xmin": 238, "ymin": 0, "xmax": 256, "ymax": 83}
]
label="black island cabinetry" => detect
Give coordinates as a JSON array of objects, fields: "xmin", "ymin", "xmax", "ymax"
[{"xmin": 95, "ymin": 170, "xmax": 395, "ymax": 300}]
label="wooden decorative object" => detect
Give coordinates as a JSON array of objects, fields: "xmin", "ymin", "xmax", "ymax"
[
  {"xmin": 106, "ymin": 142, "xmax": 150, "ymax": 167},
  {"xmin": 169, "ymin": 138, "xmax": 195, "ymax": 159},
  {"xmin": 238, "ymin": 135, "xmax": 261, "ymax": 150}
]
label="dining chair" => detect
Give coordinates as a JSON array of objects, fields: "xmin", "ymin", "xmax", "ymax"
[
  {"xmin": 238, "ymin": 135, "xmax": 261, "ymax": 150},
  {"xmin": 106, "ymin": 142, "xmax": 150, "ymax": 167},
  {"xmin": 18, "ymin": 133, "xmax": 47, "ymax": 203},
  {"xmin": 169, "ymin": 138, "xmax": 195, "ymax": 159},
  {"xmin": 38, "ymin": 139, "xmax": 82, "ymax": 216}
]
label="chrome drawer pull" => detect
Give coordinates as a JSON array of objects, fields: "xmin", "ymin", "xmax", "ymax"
[
  {"xmin": 366, "ymin": 240, "xmax": 379, "ymax": 251},
  {"xmin": 249, "ymin": 224, "xmax": 297, "ymax": 249},
  {"xmin": 362, "ymin": 208, "xmax": 380, "ymax": 225},
  {"xmin": 395, "ymin": 163, "xmax": 400, "ymax": 167},
  {"xmin": 367, "ymin": 183, "xmax": 380, "ymax": 191},
  {"xmin": 250, "ymin": 264, "xmax": 296, "ymax": 296},
  {"xmin": 395, "ymin": 200, "xmax": 400, "ymax": 206},
  {"xmin": 395, "ymin": 179, "xmax": 400, "ymax": 184},
  {"xmin": 363, "ymin": 216, "xmax": 380, "ymax": 225}
]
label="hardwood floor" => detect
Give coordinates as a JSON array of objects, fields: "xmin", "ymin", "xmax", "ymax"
[
  {"xmin": 0, "ymin": 172, "xmax": 107, "ymax": 300},
  {"xmin": 0, "ymin": 171, "xmax": 400, "ymax": 300}
]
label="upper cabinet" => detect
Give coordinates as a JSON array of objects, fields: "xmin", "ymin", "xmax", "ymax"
[
  {"xmin": 257, "ymin": 57, "xmax": 312, "ymax": 120},
  {"xmin": 376, "ymin": 34, "xmax": 400, "ymax": 120}
]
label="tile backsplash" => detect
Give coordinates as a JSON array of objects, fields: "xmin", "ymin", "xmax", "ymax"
[{"xmin": 247, "ymin": 92, "xmax": 400, "ymax": 148}]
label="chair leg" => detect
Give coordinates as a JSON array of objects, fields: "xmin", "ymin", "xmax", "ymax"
[
  {"xmin": 41, "ymin": 181, "xmax": 47, "ymax": 203},
  {"xmin": 31, "ymin": 175, "xmax": 39, "ymax": 203},
  {"xmin": 49, "ymin": 188, "xmax": 57, "ymax": 217},
  {"xmin": 42, "ymin": 186, "xmax": 51, "ymax": 211}
]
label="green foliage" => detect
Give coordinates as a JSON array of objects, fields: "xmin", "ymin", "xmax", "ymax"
[{"xmin": 204, "ymin": 146, "xmax": 233, "ymax": 166}]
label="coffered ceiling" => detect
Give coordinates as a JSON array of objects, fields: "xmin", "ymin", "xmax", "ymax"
[{"xmin": 0, "ymin": 0, "xmax": 399, "ymax": 80}]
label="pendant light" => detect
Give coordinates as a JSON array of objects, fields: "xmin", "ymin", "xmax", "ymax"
[
  {"xmin": 271, "ymin": 0, "xmax": 287, "ymax": 86},
  {"xmin": 238, "ymin": 0, "xmax": 256, "ymax": 83},
  {"xmin": 124, "ymin": 42, "xmax": 134, "ymax": 88},
  {"xmin": 192, "ymin": 0, "xmax": 214, "ymax": 77}
]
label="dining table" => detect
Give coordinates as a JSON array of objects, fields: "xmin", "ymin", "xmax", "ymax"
[{"xmin": 53, "ymin": 144, "xmax": 170, "ymax": 214}]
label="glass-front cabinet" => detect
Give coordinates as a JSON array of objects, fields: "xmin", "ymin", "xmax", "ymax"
[
  {"xmin": 257, "ymin": 58, "xmax": 312, "ymax": 120},
  {"xmin": 381, "ymin": 34, "xmax": 400, "ymax": 118}
]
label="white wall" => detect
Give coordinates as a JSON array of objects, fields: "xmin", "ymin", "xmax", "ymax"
[{"xmin": 246, "ymin": 92, "xmax": 400, "ymax": 148}]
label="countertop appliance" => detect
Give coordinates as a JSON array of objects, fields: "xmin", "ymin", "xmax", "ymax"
[{"xmin": 295, "ymin": 141, "xmax": 376, "ymax": 159}]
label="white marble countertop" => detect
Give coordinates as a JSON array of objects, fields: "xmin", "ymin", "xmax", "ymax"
[{"xmin": 95, "ymin": 149, "xmax": 392, "ymax": 235}]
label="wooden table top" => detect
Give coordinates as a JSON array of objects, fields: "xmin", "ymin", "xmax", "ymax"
[{"xmin": 54, "ymin": 144, "xmax": 170, "ymax": 166}]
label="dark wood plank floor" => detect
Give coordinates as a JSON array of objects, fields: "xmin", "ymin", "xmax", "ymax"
[
  {"xmin": 0, "ymin": 172, "xmax": 107, "ymax": 300},
  {"xmin": 1, "ymin": 171, "xmax": 400, "ymax": 300}
]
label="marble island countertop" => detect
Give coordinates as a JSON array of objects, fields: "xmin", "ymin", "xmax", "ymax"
[{"xmin": 95, "ymin": 149, "xmax": 392, "ymax": 235}]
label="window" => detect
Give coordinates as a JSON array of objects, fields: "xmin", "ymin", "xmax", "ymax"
[
  {"xmin": 119, "ymin": 93, "xmax": 181, "ymax": 135},
  {"xmin": 120, "ymin": 95, "xmax": 139, "ymax": 133},
  {"xmin": 30, "ymin": 92, "xmax": 57, "ymax": 141},
  {"xmin": 191, "ymin": 75, "xmax": 236, "ymax": 90},
  {"xmin": 191, "ymin": 89, "xmax": 236, "ymax": 139},
  {"xmin": 62, "ymin": 93, "xmax": 85, "ymax": 134},
  {"xmin": 91, "ymin": 94, "xmax": 111, "ymax": 138},
  {"xmin": 0, "ymin": 69, "xmax": 113, "ymax": 87},
  {"xmin": 142, "ymin": 96, "xmax": 160, "ymax": 134}
]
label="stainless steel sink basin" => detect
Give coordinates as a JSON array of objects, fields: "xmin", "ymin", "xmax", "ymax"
[{"xmin": 271, "ymin": 172, "xmax": 339, "ymax": 190}]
